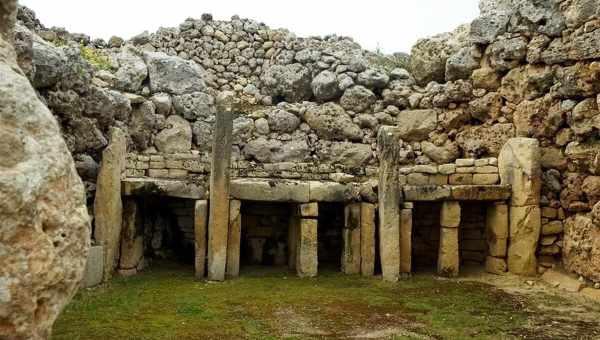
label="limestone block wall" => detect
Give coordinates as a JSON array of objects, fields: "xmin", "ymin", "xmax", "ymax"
[{"xmin": 399, "ymin": 158, "xmax": 499, "ymax": 186}]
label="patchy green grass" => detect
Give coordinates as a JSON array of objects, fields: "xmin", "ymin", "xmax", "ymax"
[
  {"xmin": 80, "ymin": 44, "xmax": 112, "ymax": 71},
  {"xmin": 53, "ymin": 261, "xmax": 529, "ymax": 340}
]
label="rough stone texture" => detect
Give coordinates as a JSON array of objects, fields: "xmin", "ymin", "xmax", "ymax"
[
  {"xmin": 400, "ymin": 208, "xmax": 413, "ymax": 274},
  {"xmin": 440, "ymin": 201, "xmax": 461, "ymax": 228},
  {"xmin": 396, "ymin": 109, "xmax": 438, "ymax": 142},
  {"xmin": 378, "ymin": 127, "xmax": 402, "ymax": 282},
  {"xmin": 563, "ymin": 214, "xmax": 600, "ymax": 282},
  {"xmin": 0, "ymin": 3, "xmax": 90, "ymax": 337},
  {"xmin": 438, "ymin": 227, "xmax": 459, "ymax": 277},
  {"xmin": 154, "ymin": 115, "xmax": 192, "ymax": 153},
  {"xmin": 486, "ymin": 256, "xmax": 507, "ymax": 275},
  {"xmin": 144, "ymin": 51, "xmax": 207, "ymax": 95},
  {"xmin": 499, "ymin": 138, "xmax": 541, "ymax": 207},
  {"xmin": 261, "ymin": 63, "xmax": 312, "ymax": 102},
  {"xmin": 226, "ymin": 199, "xmax": 241, "ymax": 278},
  {"xmin": 507, "ymin": 205, "xmax": 541, "ymax": 276},
  {"xmin": 194, "ymin": 200, "xmax": 208, "ymax": 279},
  {"xmin": 119, "ymin": 198, "xmax": 143, "ymax": 270},
  {"xmin": 342, "ymin": 203, "xmax": 361, "ymax": 275},
  {"xmin": 94, "ymin": 127, "xmax": 126, "ymax": 281},
  {"xmin": 304, "ymin": 103, "xmax": 362, "ymax": 141},
  {"xmin": 486, "ymin": 203, "xmax": 508, "ymax": 257},
  {"xmin": 360, "ymin": 203, "xmax": 376, "ymax": 276},
  {"xmin": 81, "ymin": 245, "xmax": 104, "ymax": 288},
  {"xmin": 296, "ymin": 203, "xmax": 318, "ymax": 278}
]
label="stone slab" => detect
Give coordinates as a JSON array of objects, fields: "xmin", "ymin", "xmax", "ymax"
[
  {"xmin": 297, "ymin": 217, "xmax": 318, "ymax": 278},
  {"xmin": 360, "ymin": 203, "xmax": 376, "ymax": 276},
  {"xmin": 450, "ymin": 185, "xmax": 511, "ymax": 201},
  {"xmin": 81, "ymin": 245, "xmax": 104, "ymax": 288},
  {"xmin": 342, "ymin": 203, "xmax": 361, "ymax": 275},
  {"xmin": 230, "ymin": 178, "xmax": 310, "ymax": 202},
  {"xmin": 226, "ymin": 200, "xmax": 241, "ymax": 278},
  {"xmin": 194, "ymin": 200, "xmax": 208, "ymax": 279},
  {"xmin": 438, "ymin": 227, "xmax": 459, "ymax": 277},
  {"xmin": 309, "ymin": 181, "xmax": 358, "ymax": 202},
  {"xmin": 403, "ymin": 185, "xmax": 451, "ymax": 201},
  {"xmin": 400, "ymin": 209, "xmax": 413, "ymax": 273},
  {"xmin": 122, "ymin": 178, "xmax": 206, "ymax": 199},
  {"xmin": 440, "ymin": 201, "xmax": 461, "ymax": 228}
]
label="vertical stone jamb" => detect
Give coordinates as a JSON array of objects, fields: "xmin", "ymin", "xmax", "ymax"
[
  {"xmin": 377, "ymin": 126, "xmax": 402, "ymax": 282},
  {"xmin": 94, "ymin": 127, "xmax": 127, "ymax": 281},
  {"xmin": 438, "ymin": 201, "xmax": 460, "ymax": 277},
  {"xmin": 207, "ymin": 95, "xmax": 234, "ymax": 281},
  {"xmin": 226, "ymin": 199, "xmax": 241, "ymax": 278},
  {"xmin": 296, "ymin": 203, "xmax": 318, "ymax": 278},
  {"xmin": 288, "ymin": 212, "xmax": 298, "ymax": 270},
  {"xmin": 342, "ymin": 203, "xmax": 361, "ymax": 274},
  {"xmin": 360, "ymin": 202, "xmax": 376, "ymax": 276},
  {"xmin": 499, "ymin": 138, "xmax": 542, "ymax": 276},
  {"xmin": 119, "ymin": 198, "xmax": 143, "ymax": 276},
  {"xmin": 194, "ymin": 200, "xmax": 209, "ymax": 279},
  {"xmin": 400, "ymin": 205, "xmax": 413, "ymax": 274},
  {"xmin": 485, "ymin": 202, "xmax": 508, "ymax": 274}
]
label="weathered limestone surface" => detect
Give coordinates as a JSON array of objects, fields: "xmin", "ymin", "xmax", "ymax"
[
  {"xmin": 231, "ymin": 178, "xmax": 309, "ymax": 202},
  {"xmin": 486, "ymin": 203, "xmax": 508, "ymax": 257},
  {"xmin": 499, "ymin": 138, "xmax": 542, "ymax": 207},
  {"xmin": 438, "ymin": 227, "xmax": 459, "ymax": 277},
  {"xmin": 122, "ymin": 178, "xmax": 206, "ymax": 199},
  {"xmin": 440, "ymin": 201, "xmax": 461, "ymax": 228},
  {"xmin": 119, "ymin": 198, "xmax": 143, "ymax": 271},
  {"xmin": 400, "ymin": 208, "xmax": 413, "ymax": 274},
  {"xmin": 226, "ymin": 200, "xmax": 241, "ymax": 278},
  {"xmin": 486, "ymin": 256, "xmax": 507, "ymax": 275},
  {"xmin": 342, "ymin": 203, "xmax": 361, "ymax": 274},
  {"xmin": 0, "ymin": 2, "xmax": 90, "ymax": 337},
  {"xmin": 499, "ymin": 138, "xmax": 542, "ymax": 276},
  {"xmin": 378, "ymin": 126, "xmax": 402, "ymax": 282},
  {"xmin": 194, "ymin": 200, "xmax": 208, "ymax": 279},
  {"xmin": 94, "ymin": 127, "xmax": 127, "ymax": 281},
  {"xmin": 207, "ymin": 110, "xmax": 233, "ymax": 281},
  {"xmin": 296, "ymin": 203, "xmax": 318, "ymax": 278},
  {"xmin": 563, "ymin": 213, "xmax": 600, "ymax": 282},
  {"xmin": 507, "ymin": 205, "xmax": 541, "ymax": 276},
  {"xmin": 81, "ymin": 245, "xmax": 104, "ymax": 288},
  {"xmin": 360, "ymin": 203, "xmax": 376, "ymax": 276}
]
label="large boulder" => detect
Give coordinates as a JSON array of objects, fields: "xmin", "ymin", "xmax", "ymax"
[
  {"xmin": 339, "ymin": 85, "xmax": 376, "ymax": 113},
  {"xmin": 83, "ymin": 86, "xmax": 132, "ymax": 129},
  {"xmin": 316, "ymin": 142, "xmax": 373, "ymax": 168},
  {"xmin": 154, "ymin": 115, "xmax": 192, "ymax": 153},
  {"xmin": 396, "ymin": 109, "xmax": 438, "ymax": 142},
  {"xmin": 172, "ymin": 91, "xmax": 216, "ymax": 120},
  {"xmin": 144, "ymin": 51, "xmax": 207, "ymax": 95},
  {"xmin": 260, "ymin": 63, "xmax": 312, "ymax": 102},
  {"xmin": 0, "ymin": 2, "xmax": 91, "ymax": 337},
  {"xmin": 311, "ymin": 70, "xmax": 341, "ymax": 102},
  {"xmin": 31, "ymin": 32, "xmax": 67, "ymax": 88},
  {"xmin": 113, "ymin": 49, "xmax": 148, "ymax": 93},
  {"xmin": 267, "ymin": 109, "xmax": 300, "ymax": 133},
  {"xmin": 304, "ymin": 103, "xmax": 363, "ymax": 141},
  {"xmin": 563, "ymin": 214, "xmax": 600, "ymax": 282},
  {"xmin": 242, "ymin": 137, "xmax": 310, "ymax": 163},
  {"xmin": 409, "ymin": 24, "xmax": 470, "ymax": 86},
  {"xmin": 456, "ymin": 123, "xmax": 515, "ymax": 157}
]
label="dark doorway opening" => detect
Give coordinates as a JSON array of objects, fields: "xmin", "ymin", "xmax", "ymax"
[
  {"xmin": 317, "ymin": 202, "xmax": 345, "ymax": 271},
  {"xmin": 411, "ymin": 202, "xmax": 441, "ymax": 273}
]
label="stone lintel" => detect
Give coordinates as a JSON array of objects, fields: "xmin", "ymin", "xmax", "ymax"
[
  {"xmin": 450, "ymin": 185, "xmax": 511, "ymax": 201},
  {"xmin": 230, "ymin": 178, "xmax": 310, "ymax": 202},
  {"xmin": 122, "ymin": 178, "xmax": 206, "ymax": 199},
  {"xmin": 403, "ymin": 185, "xmax": 451, "ymax": 201}
]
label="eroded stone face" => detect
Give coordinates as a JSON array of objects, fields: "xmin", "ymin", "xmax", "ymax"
[{"xmin": 0, "ymin": 2, "xmax": 90, "ymax": 337}]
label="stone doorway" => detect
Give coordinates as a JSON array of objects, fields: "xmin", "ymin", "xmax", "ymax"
[
  {"xmin": 411, "ymin": 202, "xmax": 442, "ymax": 272},
  {"xmin": 118, "ymin": 196, "xmax": 196, "ymax": 276},
  {"xmin": 317, "ymin": 202, "xmax": 345, "ymax": 271},
  {"xmin": 239, "ymin": 201, "xmax": 293, "ymax": 270}
]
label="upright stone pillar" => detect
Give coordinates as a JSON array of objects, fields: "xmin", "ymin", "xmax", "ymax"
[
  {"xmin": 119, "ymin": 198, "xmax": 143, "ymax": 275},
  {"xmin": 360, "ymin": 203, "xmax": 376, "ymax": 276},
  {"xmin": 94, "ymin": 127, "xmax": 127, "ymax": 281},
  {"xmin": 226, "ymin": 199, "xmax": 241, "ymax": 278},
  {"xmin": 438, "ymin": 201, "xmax": 460, "ymax": 277},
  {"xmin": 342, "ymin": 203, "xmax": 361, "ymax": 274},
  {"xmin": 288, "ymin": 214, "xmax": 298, "ymax": 270},
  {"xmin": 400, "ymin": 205, "xmax": 413, "ymax": 274},
  {"xmin": 377, "ymin": 126, "xmax": 402, "ymax": 282},
  {"xmin": 296, "ymin": 203, "xmax": 318, "ymax": 278},
  {"xmin": 207, "ymin": 95, "xmax": 234, "ymax": 281},
  {"xmin": 194, "ymin": 200, "xmax": 209, "ymax": 279},
  {"xmin": 485, "ymin": 202, "xmax": 508, "ymax": 274},
  {"xmin": 499, "ymin": 138, "xmax": 541, "ymax": 276}
]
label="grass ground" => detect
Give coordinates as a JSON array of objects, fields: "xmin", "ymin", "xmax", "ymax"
[{"xmin": 53, "ymin": 261, "xmax": 600, "ymax": 340}]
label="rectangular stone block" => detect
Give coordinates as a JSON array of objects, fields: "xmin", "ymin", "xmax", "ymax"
[
  {"xmin": 449, "ymin": 173, "xmax": 473, "ymax": 185},
  {"xmin": 450, "ymin": 185, "xmax": 511, "ymax": 201},
  {"xmin": 298, "ymin": 202, "xmax": 318, "ymax": 217},
  {"xmin": 403, "ymin": 185, "xmax": 451, "ymax": 201},
  {"xmin": 440, "ymin": 201, "xmax": 461, "ymax": 228},
  {"xmin": 231, "ymin": 178, "xmax": 310, "ymax": 203},
  {"xmin": 407, "ymin": 173, "xmax": 429, "ymax": 185},
  {"xmin": 413, "ymin": 164, "xmax": 438, "ymax": 174},
  {"xmin": 226, "ymin": 200, "xmax": 241, "ymax": 278},
  {"xmin": 456, "ymin": 166, "xmax": 476, "ymax": 174},
  {"xmin": 438, "ymin": 163, "xmax": 456, "ymax": 175},
  {"xmin": 360, "ymin": 203, "xmax": 376, "ymax": 276},
  {"xmin": 135, "ymin": 161, "xmax": 149, "ymax": 170},
  {"xmin": 149, "ymin": 161, "xmax": 166, "ymax": 169},
  {"xmin": 194, "ymin": 200, "xmax": 208, "ymax": 279},
  {"xmin": 168, "ymin": 169, "xmax": 188, "ymax": 179},
  {"xmin": 438, "ymin": 227, "xmax": 459, "ymax": 277},
  {"xmin": 342, "ymin": 203, "xmax": 361, "ymax": 275},
  {"xmin": 400, "ymin": 209, "xmax": 413, "ymax": 273},
  {"xmin": 429, "ymin": 174, "xmax": 448, "ymax": 185},
  {"xmin": 297, "ymin": 218, "xmax": 318, "ymax": 278},
  {"xmin": 475, "ymin": 166, "xmax": 498, "ymax": 174},
  {"xmin": 486, "ymin": 203, "xmax": 508, "ymax": 257},
  {"xmin": 456, "ymin": 158, "xmax": 475, "ymax": 167},
  {"xmin": 473, "ymin": 174, "xmax": 500, "ymax": 185},
  {"xmin": 148, "ymin": 169, "xmax": 168, "ymax": 178}
]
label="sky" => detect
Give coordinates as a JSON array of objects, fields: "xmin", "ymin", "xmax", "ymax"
[{"xmin": 19, "ymin": 0, "xmax": 481, "ymax": 53}]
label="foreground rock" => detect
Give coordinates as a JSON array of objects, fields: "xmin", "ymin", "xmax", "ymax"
[{"xmin": 0, "ymin": 1, "xmax": 90, "ymax": 338}]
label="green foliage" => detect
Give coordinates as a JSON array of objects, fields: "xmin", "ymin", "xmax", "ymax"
[
  {"xmin": 80, "ymin": 44, "xmax": 112, "ymax": 71},
  {"xmin": 367, "ymin": 49, "xmax": 411, "ymax": 73}
]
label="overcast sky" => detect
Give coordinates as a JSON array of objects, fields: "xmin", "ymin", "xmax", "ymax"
[{"xmin": 20, "ymin": 0, "xmax": 480, "ymax": 53}]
